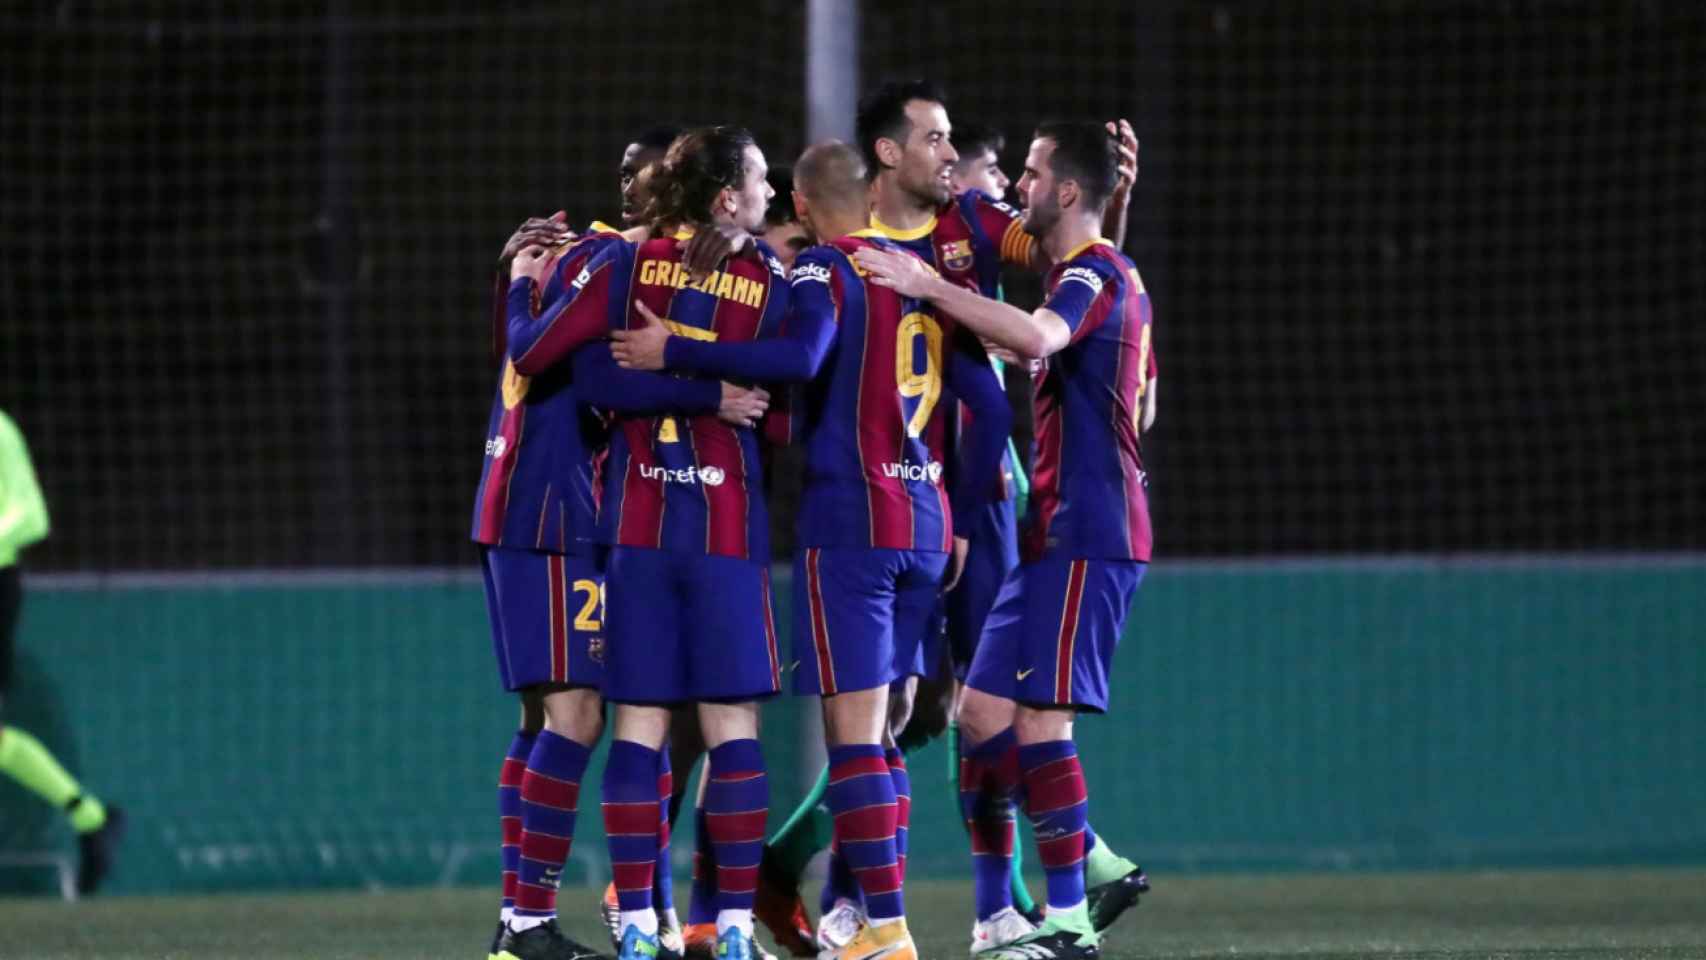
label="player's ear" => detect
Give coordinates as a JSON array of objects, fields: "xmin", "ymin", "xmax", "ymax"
[
  {"xmin": 792, "ymin": 189, "xmax": 809, "ymax": 223},
  {"xmin": 1058, "ymin": 179, "xmax": 1081, "ymax": 211},
  {"xmin": 876, "ymin": 136, "xmax": 902, "ymax": 170},
  {"xmin": 718, "ymin": 186, "xmax": 738, "ymax": 217}
]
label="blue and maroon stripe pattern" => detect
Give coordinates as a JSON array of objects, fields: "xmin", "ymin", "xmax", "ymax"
[
  {"xmin": 826, "ymin": 744, "xmax": 903, "ymax": 922},
  {"xmin": 1025, "ymin": 241, "xmax": 1155, "ymax": 564},
  {"xmin": 875, "ymin": 190, "xmax": 1031, "ymax": 301},
  {"xmin": 801, "ymin": 547, "xmax": 838, "ymax": 694},
  {"xmin": 704, "ymin": 739, "xmax": 769, "ymax": 912},
  {"xmin": 603, "ymin": 739, "xmax": 663, "ymax": 915},
  {"xmin": 885, "ymin": 748, "xmax": 911, "ymax": 879},
  {"xmin": 498, "ymin": 730, "xmax": 536, "ymax": 913},
  {"xmin": 793, "ymin": 235, "xmax": 954, "ymax": 552},
  {"xmin": 1018, "ymin": 740, "xmax": 1091, "ymax": 911},
  {"xmin": 595, "ymin": 236, "xmax": 791, "ymax": 561},
  {"xmin": 471, "ymin": 230, "xmax": 621, "ymax": 552},
  {"xmin": 515, "ymin": 730, "xmax": 592, "ymax": 918},
  {"xmin": 960, "ymin": 728, "xmax": 1021, "ymax": 921}
]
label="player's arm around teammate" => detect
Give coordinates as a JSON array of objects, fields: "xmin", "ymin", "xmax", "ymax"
[
  {"xmin": 578, "ymin": 127, "xmax": 790, "ymax": 960},
  {"xmin": 858, "ymin": 123, "xmax": 1157, "ymax": 960}
]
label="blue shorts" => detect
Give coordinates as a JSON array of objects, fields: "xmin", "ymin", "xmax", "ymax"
[
  {"xmin": 964, "ymin": 557, "xmax": 1145, "ymax": 713},
  {"xmin": 603, "ymin": 546, "xmax": 781, "ymax": 705},
  {"xmin": 481, "ymin": 545, "xmax": 607, "ymax": 692},
  {"xmin": 794, "ymin": 546, "xmax": 948, "ymax": 696},
  {"xmin": 922, "ymin": 499, "xmax": 1020, "ymax": 681}
]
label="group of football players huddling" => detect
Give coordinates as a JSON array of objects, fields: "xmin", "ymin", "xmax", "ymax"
[{"xmin": 472, "ymin": 80, "xmax": 1158, "ymax": 960}]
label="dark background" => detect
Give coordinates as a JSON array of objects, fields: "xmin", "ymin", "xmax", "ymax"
[{"xmin": 2, "ymin": 1, "xmax": 1702, "ymax": 570}]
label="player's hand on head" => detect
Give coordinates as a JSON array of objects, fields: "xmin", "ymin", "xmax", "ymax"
[
  {"xmin": 944, "ymin": 535, "xmax": 970, "ymax": 592},
  {"xmin": 717, "ymin": 382, "xmax": 770, "ymax": 429},
  {"xmin": 500, "ymin": 211, "xmax": 573, "ymax": 264},
  {"xmin": 509, "ymin": 244, "xmax": 553, "ymax": 283},
  {"xmin": 1108, "ymin": 119, "xmax": 1139, "ymax": 197},
  {"xmin": 683, "ymin": 224, "xmax": 753, "ymax": 284},
  {"xmin": 852, "ymin": 247, "xmax": 935, "ymax": 298},
  {"xmin": 611, "ymin": 301, "xmax": 672, "ymax": 371}
]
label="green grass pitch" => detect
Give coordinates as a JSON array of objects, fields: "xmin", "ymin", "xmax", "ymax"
[{"xmin": 3, "ymin": 868, "xmax": 1704, "ymax": 959}]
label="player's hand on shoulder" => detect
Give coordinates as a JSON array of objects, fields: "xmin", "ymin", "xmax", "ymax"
[
  {"xmin": 612, "ymin": 301, "xmax": 672, "ymax": 371},
  {"xmin": 683, "ymin": 224, "xmax": 754, "ymax": 283},
  {"xmin": 500, "ymin": 211, "xmax": 573, "ymax": 265},
  {"xmin": 852, "ymin": 246, "xmax": 937, "ymax": 297},
  {"xmin": 717, "ymin": 382, "xmax": 771, "ymax": 429}
]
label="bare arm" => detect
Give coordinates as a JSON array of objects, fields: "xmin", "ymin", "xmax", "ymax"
[{"xmin": 853, "ymin": 246, "xmax": 1071, "ymax": 360}]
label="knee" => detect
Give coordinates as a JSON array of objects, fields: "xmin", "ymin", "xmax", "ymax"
[
  {"xmin": 1012, "ymin": 705, "xmax": 1073, "ymax": 745},
  {"xmin": 956, "ymin": 689, "xmax": 1012, "ymax": 747},
  {"xmin": 541, "ymin": 688, "xmax": 605, "ymax": 746}
]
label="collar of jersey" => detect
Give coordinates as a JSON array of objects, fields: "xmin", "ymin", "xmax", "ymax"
[
  {"xmin": 1060, "ymin": 236, "xmax": 1113, "ymax": 263},
  {"xmin": 847, "ymin": 227, "xmax": 888, "ymax": 240},
  {"xmin": 672, "ymin": 226, "xmax": 697, "ymax": 241},
  {"xmin": 587, "ymin": 220, "xmax": 621, "ymax": 235},
  {"xmin": 868, "ymin": 211, "xmax": 938, "ymax": 241}
]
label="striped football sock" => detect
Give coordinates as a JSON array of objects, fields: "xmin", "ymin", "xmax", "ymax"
[
  {"xmin": 960, "ymin": 728, "xmax": 1020, "ymax": 922},
  {"xmin": 885, "ymin": 748, "xmax": 911, "ymax": 879},
  {"xmin": 499, "ymin": 729, "xmax": 536, "ymax": 921},
  {"xmin": 827, "ymin": 743, "xmax": 902, "ymax": 924},
  {"xmin": 704, "ymin": 739, "xmax": 768, "ymax": 936},
  {"xmin": 1018, "ymin": 740, "xmax": 1090, "ymax": 913},
  {"xmin": 654, "ymin": 745, "xmax": 675, "ymax": 916},
  {"xmin": 603, "ymin": 739, "xmax": 662, "ymax": 932},
  {"xmin": 513, "ymin": 730, "xmax": 591, "ymax": 927}
]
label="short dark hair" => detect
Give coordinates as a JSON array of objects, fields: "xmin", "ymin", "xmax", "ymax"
[
  {"xmin": 633, "ymin": 124, "xmax": 684, "ymax": 153},
  {"xmin": 765, "ymin": 167, "xmax": 797, "ymax": 226},
  {"xmin": 855, "ymin": 79, "xmax": 948, "ymax": 175},
  {"xmin": 642, "ymin": 125, "xmax": 755, "ymax": 228},
  {"xmin": 1034, "ymin": 121, "xmax": 1119, "ymax": 210},
  {"xmin": 951, "ymin": 122, "xmax": 1005, "ymax": 167}
]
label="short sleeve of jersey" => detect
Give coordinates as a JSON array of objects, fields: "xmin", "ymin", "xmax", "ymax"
[
  {"xmin": 968, "ymin": 192, "xmax": 1036, "ymax": 268},
  {"xmin": 1042, "ymin": 257, "xmax": 1120, "ymax": 341}
]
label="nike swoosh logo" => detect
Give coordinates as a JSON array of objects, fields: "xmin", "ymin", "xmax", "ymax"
[{"xmin": 1016, "ymin": 668, "xmax": 1035, "ymax": 680}]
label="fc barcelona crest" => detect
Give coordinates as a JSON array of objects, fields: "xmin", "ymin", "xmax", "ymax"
[{"xmin": 940, "ymin": 239, "xmax": 974, "ymax": 273}]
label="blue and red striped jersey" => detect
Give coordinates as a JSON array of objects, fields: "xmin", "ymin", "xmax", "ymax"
[
  {"xmin": 1025, "ymin": 238, "xmax": 1156, "ymax": 563},
  {"xmin": 870, "ymin": 189, "xmax": 1034, "ymax": 300},
  {"xmin": 573, "ymin": 232, "xmax": 792, "ymax": 561},
  {"xmin": 789, "ymin": 232, "xmax": 1008, "ymax": 552},
  {"xmin": 872, "ymin": 190, "xmax": 1033, "ymax": 503},
  {"xmin": 471, "ymin": 227, "xmax": 623, "ymax": 552}
]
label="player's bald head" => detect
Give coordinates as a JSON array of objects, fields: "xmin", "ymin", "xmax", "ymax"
[{"xmin": 794, "ymin": 141, "xmax": 868, "ymax": 218}]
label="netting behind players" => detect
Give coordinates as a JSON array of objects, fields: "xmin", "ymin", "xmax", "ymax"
[
  {"xmin": 864, "ymin": 0, "xmax": 1706, "ymax": 553},
  {"xmin": 0, "ymin": 2, "xmax": 805, "ymax": 569}
]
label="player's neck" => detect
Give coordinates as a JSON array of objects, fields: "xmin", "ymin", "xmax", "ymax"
[
  {"xmin": 817, "ymin": 209, "xmax": 867, "ymax": 243},
  {"xmin": 1043, "ymin": 215, "xmax": 1103, "ymax": 264},
  {"xmin": 870, "ymin": 176, "xmax": 936, "ymax": 233}
]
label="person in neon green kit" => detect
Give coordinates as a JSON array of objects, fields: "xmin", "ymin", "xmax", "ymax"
[{"xmin": 0, "ymin": 408, "xmax": 125, "ymax": 894}]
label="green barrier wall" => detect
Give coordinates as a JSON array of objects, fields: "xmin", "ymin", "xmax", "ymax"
[{"xmin": 3, "ymin": 561, "xmax": 1702, "ymax": 895}]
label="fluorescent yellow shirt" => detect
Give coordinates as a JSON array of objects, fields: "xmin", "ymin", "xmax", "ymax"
[{"xmin": 0, "ymin": 409, "xmax": 50, "ymax": 567}]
